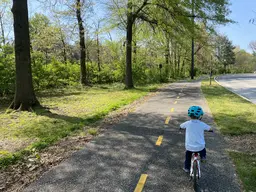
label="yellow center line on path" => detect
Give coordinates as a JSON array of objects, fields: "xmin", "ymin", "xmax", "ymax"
[
  {"xmin": 165, "ymin": 116, "xmax": 171, "ymax": 124},
  {"xmin": 156, "ymin": 136, "xmax": 163, "ymax": 146},
  {"xmin": 134, "ymin": 174, "xmax": 148, "ymax": 192},
  {"xmin": 171, "ymin": 108, "xmax": 175, "ymax": 112}
]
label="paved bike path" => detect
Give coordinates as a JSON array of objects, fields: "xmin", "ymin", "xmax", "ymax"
[{"xmin": 25, "ymin": 81, "xmax": 240, "ymax": 192}]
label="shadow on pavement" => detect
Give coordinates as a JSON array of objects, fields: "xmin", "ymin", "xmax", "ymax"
[{"xmin": 25, "ymin": 81, "xmax": 240, "ymax": 192}]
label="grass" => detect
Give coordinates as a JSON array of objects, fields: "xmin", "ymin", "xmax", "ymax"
[
  {"xmin": 201, "ymin": 80, "xmax": 256, "ymax": 191},
  {"xmin": 0, "ymin": 83, "xmax": 160, "ymax": 168},
  {"xmin": 87, "ymin": 128, "xmax": 98, "ymax": 136},
  {"xmin": 229, "ymin": 152, "xmax": 256, "ymax": 192},
  {"xmin": 201, "ymin": 80, "xmax": 256, "ymax": 135}
]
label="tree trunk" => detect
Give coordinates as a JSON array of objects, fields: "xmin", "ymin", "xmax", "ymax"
[
  {"xmin": 191, "ymin": 0, "xmax": 195, "ymax": 79},
  {"xmin": 76, "ymin": 0, "xmax": 88, "ymax": 86},
  {"xmin": 191, "ymin": 37, "xmax": 195, "ymax": 79},
  {"xmin": 133, "ymin": 24, "xmax": 137, "ymax": 64},
  {"xmin": 0, "ymin": 14, "xmax": 6, "ymax": 45},
  {"xmin": 97, "ymin": 35, "xmax": 101, "ymax": 72},
  {"xmin": 133, "ymin": 39, "xmax": 137, "ymax": 64},
  {"xmin": 86, "ymin": 48, "xmax": 91, "ymax": 83},
  {"xmin": 174, "ymin": 43, "xmax": 177, "ymax": 76},
  {"xmin": 125, "ymin": 0, "xmax": 134, "ymax": 89},
  {"xmin": 96, "ymin": 31, "xmax": 101, "ymax": 83},
  {"xmin": 165, "ymin": 34, "xmax": 170, "ymax": 65},
  {"xmin": 10, "ymin": 0, "xmax": 40, "ymax": 111},
  {"xmin": 181, "ymin": 59, "xmax": 185, "ymax": 77},
  {"xmin": 60, "ymin": 31, "xmax": 67, "ymax": 64},
  {"xmin": 170, "ymin": 39, "xmax": 175, "ymax": 78},
  {"xmin": 177, "ymin": 47, "xmax": 181, "ymax": 76}
]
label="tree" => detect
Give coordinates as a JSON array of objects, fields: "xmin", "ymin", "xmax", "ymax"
[
  {"xmin": 10, "ymin": 0, "xmax": 40, "ymax": 110},
  {"xmin": 95, "ymin": 20, "xmax": 101, "ymax": 73},
  {"xmin": 234, "ymin": 47, "xmax": 255, "ymax": 73},
  {"xmin": 249, "ymin": 41, "xmax": 256, "ymax": 54},
  {"xmin": 108, "ymin": 0, "xmax": 161, "ymax": 88},
  {"xmin": 107, "ymin": 0, "xmax": 232, "ymax": 87},
  {"xmin": 38, "ymin": 0, "xmax": 93, "ymax": 85},
  {"xmin": 216, "ymin": 35, "xmax": 235, "ymax": 73},
  {"xmin": 0, "ymin": 0, "xmax": 12, "ymax": 46},
  {"xmin": 188, "ymin": 0, "xmax": 232, "ymax": 79},
  {"xmin": 76, "ymin": 0, "xmax": 88, "ymax": 85}
]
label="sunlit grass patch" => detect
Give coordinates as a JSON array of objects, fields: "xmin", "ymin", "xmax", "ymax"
[
  {"xmin": 201, "ymin": 80, "xmax": 256, "ymax": 135},
  {"xmin": 0, "ymin": 83, "xmax": 160, "ymax": 168}
]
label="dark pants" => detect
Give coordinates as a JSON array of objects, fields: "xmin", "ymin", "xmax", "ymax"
[{"xmin": 184, "ymin": 148, "xmax": 206, "ymax": 170}]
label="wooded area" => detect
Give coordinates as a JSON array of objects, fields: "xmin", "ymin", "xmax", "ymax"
[
  {"xmin": 0, "ymin": 0, "xmax": 255, "ymax": 110},
  {"xmin": 1, "ymin": 2, "xmax": 256, "ymax": 191}
]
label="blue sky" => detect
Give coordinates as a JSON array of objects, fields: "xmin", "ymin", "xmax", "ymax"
[{"xmin": 218, "ymin": 0, "xmax": 256, "ymax": 52}]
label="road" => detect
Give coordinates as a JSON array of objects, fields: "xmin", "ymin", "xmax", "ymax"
[
  {"xmin": 24, "ymin": 81, "xmax": 240, "ymax": 192},
  {"xmin": 216, "ymin": 74, "xmax": 256, "ymax": 104}
]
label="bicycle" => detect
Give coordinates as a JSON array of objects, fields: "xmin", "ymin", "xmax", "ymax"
[
  {"xmin": 179, "ymin": 128, "xmax": 213, "ymax": 191},
  {"xmin": 189, "ymin": 130, "xmax": 213, "ymax": 191}
]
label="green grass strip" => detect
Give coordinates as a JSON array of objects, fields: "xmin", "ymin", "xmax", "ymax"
[
  {"xmin": 202, "ymin": 79, "xmax": 256, "ymax": 191},
  {"xmin": 201, "ymin": 80, "xmax": 256, "ymax": 135},
  {"xmin": 229, "ymin": 152, "xmax": 256, "ymax": 191},
  {"xmin": 0, "ymin": 84, "xmax": 161, "ymax": 168}
]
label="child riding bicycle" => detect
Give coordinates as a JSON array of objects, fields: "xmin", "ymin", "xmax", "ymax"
[{"xmin": 180, "ymin": 106, "xmax": 213, "ymax": 173}]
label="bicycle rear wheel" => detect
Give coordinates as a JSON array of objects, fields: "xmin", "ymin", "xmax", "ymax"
[{"xmin": 193, "ymin": 161, "xmax": 198, "ymax": 191}]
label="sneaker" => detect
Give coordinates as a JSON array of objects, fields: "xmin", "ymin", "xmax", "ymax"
[
  {"xmin": 201, "ymin": 157, "xmax": 207, "ymax": 163},
  {"xmin": 183, "ymin": 168, "xmax": 190, "ymax": 173}
]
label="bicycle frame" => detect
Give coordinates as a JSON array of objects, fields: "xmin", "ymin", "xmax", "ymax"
[{"xmin": 190, "ymin": 153, "xmax": 201, "ymax": 179}]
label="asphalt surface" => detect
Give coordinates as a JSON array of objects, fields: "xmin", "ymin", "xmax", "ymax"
[
  {"xmin": 24, "ymin": 81, "xmax": 241, "ymax": 192},
  {"xmin": 216, "ymin": 74, "xmax": 256, "ymax": 104}
]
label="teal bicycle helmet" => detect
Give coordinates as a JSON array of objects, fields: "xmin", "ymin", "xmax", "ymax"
[{"xmin": 188, "ymin": 106, "xmax": 204, "ymax": 119}]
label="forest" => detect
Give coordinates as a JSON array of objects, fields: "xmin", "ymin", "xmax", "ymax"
[
  {"xmin": 0, "ymin": 0, "xmax": 255, "ymax": 109},
  {"xmin": 0, "ymin": 1, "xmax": 256, "ymax": 191}
]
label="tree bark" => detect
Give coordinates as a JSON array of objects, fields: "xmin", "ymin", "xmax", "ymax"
[
  {"xmin": 60, "ymin": 31, "xmax": 67, "ymax": 64},
  {"xmin": 165, "ymin": 35, "xmax": 170, "ymax": 66},
  {"xmin": 96, "ymin": 30, "xmax": 101, "ymax": 83},
  {"xmin": 181, "ymin": 59, "xmax": 185, "ymax": 77},
  {"xmin": 191, "ymin": 0, "xmax": 195, "ymax": 79},
  {"xmin": 133, "ymin": 39, "xmax": 137, "ymax": 64},
  {"xmin": 177, "ymin": 47, "xmax": 181, "ymax": 76},
  {"xmin": 96, "ymin": 31, "xmax": 101, "ymax": 71},
  {"xmin": 174, "ymin": 43, "xmax": 177, "ymax": 76},
  {"xmin": 76, "ymin": 0, "xmax": 88, "ymax": 86},
  {"xmin": 0, "ymin": 14, "xmax": 6, "ymax": 45},
  {"xmin": 125, "ymin": 0, "xmax": 134, "ymax": 89},
  {"xmin": 10, "ymin": 0, "xmax": 40, "ymax": 111}
]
